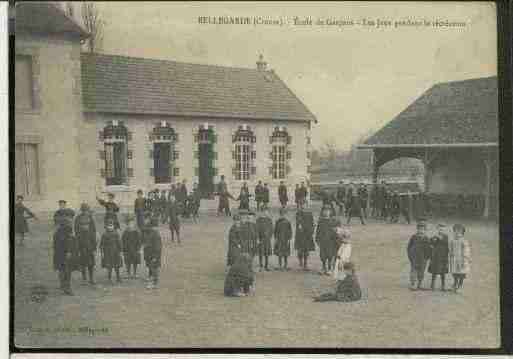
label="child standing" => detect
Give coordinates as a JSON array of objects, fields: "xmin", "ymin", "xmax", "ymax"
[
  {"xmin": 333, "ymin": 223, "xmax": 352, "ymax": 281},
  {"xmin": 294, "ymin": 208, "xmax": 316, "ymax": 271},
  {"xmin": 167, "ymin": 194, "xmax": 181, "ymax": 243},
  {"xmin": 255, "ymin": 209, "xmax": 273, "ymax": 271},
  {"xmin": 14, "ymin": 195, "xmax": 37, "ymax": 246},
  {"xmin": 407, "ymin": 220, "xmax": 431, "ymax": 290},
  {"xmin": 142, "ymin": 212, "xmax": 162, "ymax": 289},
  {"xmin": 428, "ymin": 223, "xmax": 449, "ymax": 291},
  {"xmin": 74, "ymin": 203, "xmax": 97, "ymax": 285},
  {"xmin": 53, "ymin": 214, "xmax": 79, "ymax": 295},
  {"xmin": 122, "ymin": 217, "xmax": 142, "ymax": 279},
  {"xmin": 449, "ymin": 223, "xmax": 471, "ymax": 293},
  {"xmin": 316, "ymin": 207, "xmax": 337, "ymax": 275},
  {"xmin": 273, "ymin": 208, "xmax": 292, "ymax": 270},
  {"xmin": 100, "ymin": 221, "xmax": 123, "ymax": 284}
]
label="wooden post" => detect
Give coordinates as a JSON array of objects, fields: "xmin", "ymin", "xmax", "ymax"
[{"xmin": 483, "ymin": 157, "xmax": 492, "ymax": 219}]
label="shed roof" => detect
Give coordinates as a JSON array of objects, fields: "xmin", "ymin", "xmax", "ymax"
[
  {"xmin": 364, "ymin": 76, "xmax": 498, "ymax": 146},
  {"xmin": 81, "ymin": 53, "xmax": 317, "ymax": 123},
  {"xmin": 14, "ymin": 2, "xmax": 89, "ymax": 39}
]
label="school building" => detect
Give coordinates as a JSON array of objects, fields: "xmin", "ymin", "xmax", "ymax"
[
  {"xmin": 14, "ymin": 2, "xmax": 316, "ymax": 215},
  {"xmin": 359, "ymin": 76, "xmax": 498, "ymax": 218}
]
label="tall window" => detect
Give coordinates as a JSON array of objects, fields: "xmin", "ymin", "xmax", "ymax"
[
  {"xmin": 15, "ymin": 55, "xmax": 33, "ymax": 110},
  {"xmin": 102, "ymin": 122, "xmax": 128, "ymax": 186},
  {"xmin": 272, "ymin": 144, "xmax": 286, "ymax": 179},
  {"xmin": 15, "ymin": 143, "xmax": 40, "ymax": 196},
  {"xmin": 233, "ymin": 125, "xmax": 256, "ymax": 181},
  {"xmin": 270, "ymin": 126, "xmax": 291, "ymax": 180},
  {"xmin": 151, "ymin": 123, "xmax": 176, "ymax": 184}
]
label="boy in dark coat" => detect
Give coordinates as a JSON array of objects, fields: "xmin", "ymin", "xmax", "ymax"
[
  {"xmin": 97, "ymin": 193, "xmax": 120, "ymax": 229},
  {"xmin": 273, "ymin": 209, "xmax": 292, "ymax": 270},
  {"xmin": 278, "ymin": 181, "xmax": 288, "ymax": 209},
  {"xmin": 74, "ymin": 203, "xmax": 97, "ymax": 284},
  {"xmin": 295, "ymin": 208, "xmax": 316, "ymax": 271},
  {"xmin": 346, "ymin": 194, "xmax": 365, "ymax": 225},
  {"xmin": 429, "ymin": 223, "xmax": 449, "ymax": 291},
  {"xmin": 217, "ymin": 175, "xmax": 234, "ymax": 216},
  {"xmin": 167, "ymin": 194, "xmax": 181, "ymax": 243},
  {"xmin": 15, "ymin": 195, "xmax": 37, "ymax": 246},
  {"xmin": 313, "ymin": 262, "xmax": 362, "ymax": 302},
  {"xmin": 134, "ymin": 190, "xmax": 147, "ymax": 229},
  {"xmin": 255, "ymin": 210, "xmax": 273, "ymax": 271},
  {"xmin": 224, "ymin": 253, "xmax": 255, "ymax": 297},
  {"xmin": 316, "ymin": 207, "xmax": 337, "ymax": 275},
  {"xmin": 262, "ymin": 183, "xmax": 270, "ymax": 210},
  {"xmin": 227, "ymin": 214, "xmax": 243, "ymax": 267},
  {"xmin": 237, "ymin": 182, "xmax": 251, "ymax": 211},
  {"xmin": 239, "ymin": 211, "xmax": 258, "ymax": 261},
  {"xmin": 122, "ymin": 216, "xmax": 142, "ymax": 279},
  {"xmin": 53, "ymin": 214, "xmax": 79, "ymax": 295},
  {"xmin": 299, "ymin": 182, "xmax": 308, "ymax": 209},
  {"xmin": 177, "ymin": 180, "xmax": 188, "ymax": 217},
  {"xmin": 54, "ymin": 200, "xmax": 75, "ymax": 226},
  {"xmin": 100, "ymin": 221, "xmax": 123, "ymax": 284},
  {"xmin": 255, "ymin": 181, "xmax": 264, "ymax": 211},
  {"xmin": 142, "ymin": 212, "xmax": 162, "ymax": 289},
  {"xmin": 407, "ymin": 220, "xmax": 431, "ymax": 290}
]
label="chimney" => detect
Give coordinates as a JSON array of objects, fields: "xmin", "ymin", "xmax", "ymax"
[{"xmin": 256, "ymin": 54, "xmax": 267, "ymax": 71}]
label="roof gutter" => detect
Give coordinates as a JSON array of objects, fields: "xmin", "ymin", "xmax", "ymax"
[{"xmin": 357, "ymin": 143, "xmax": 498, "ymax": 149}]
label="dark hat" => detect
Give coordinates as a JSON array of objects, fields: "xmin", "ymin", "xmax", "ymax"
[
  {"xmin": 342, "ymin": 262, "xmax": 355, "ymax": 272},
  {"xmin": 452, "ymin": 223, "xmax": 466, "ymax": 234},
  {"xmin": 80, "ymin": 203, "xmax": 90, "ymax": 212},
  {"xmin": 232, "ymin": 214, "xmax": 241, "ymax": 221},
  {"xmin": 137, "ymin": 189, "xmax": 143, "ymax": 194},
  {"xmin": 58, "ymin": 200, "xmax": 66, "ymax": 204},
  {"xmin": 107, "ymin": 193, "xmax": 115, "ymax": 198},
  {"xmin": 16, "ymin": 195, "xmax": 23, "ymax": 200}
]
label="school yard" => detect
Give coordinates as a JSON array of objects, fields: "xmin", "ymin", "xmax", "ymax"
[{"xmin": 14, "ymin": 202, "xmax": 500, "ymax": 348}]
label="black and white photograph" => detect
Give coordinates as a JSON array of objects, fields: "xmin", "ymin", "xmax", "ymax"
[{"xmin": 12, "ymin": 1, "xmax": 502, "ymax": 349}]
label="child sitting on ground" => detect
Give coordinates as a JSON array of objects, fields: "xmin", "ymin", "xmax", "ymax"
[
  {"xmin": 224, "ymin": 253, "xmax": 255, "ymax": 297},
  {"xmin": 313, "ymin": 262, "xmax": 362, "ymax": 302}
]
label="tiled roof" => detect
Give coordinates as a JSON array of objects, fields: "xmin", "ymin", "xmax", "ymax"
[
  {"xmin": 81, "ymin": 53, "xmax": 317, "ymax": 122},
  {"xmin": 14, "ymin": 2, "xmax": 89, "ymax": 39},
  {"xmin": 365, "ymin": 76, "xmax": 498, "ymax": 145}
]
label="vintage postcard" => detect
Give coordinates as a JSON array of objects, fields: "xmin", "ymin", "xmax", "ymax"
[{"xmin": 12, "ymin": 1, "xmax": 500, "ymax": 350}]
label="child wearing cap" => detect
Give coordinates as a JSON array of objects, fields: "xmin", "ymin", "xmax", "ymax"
[
  {"xmin": 333, "ymin": 223, "xmax": 352, "ymax": 281},
  {"xmin": 255, "ymin": 209, "xmax": 273, "ymax": 271},
  {"xmin": 122, "ymin": 216, "xmax": 142, "ymax": 279},
  {"xmin": 74, "ymin": 203, "xmax": 97, "ymax": 285},
  {"xmin": 14, "ymin": 195, "xmax": 37, "ymax": 246},
  {"xmin": 407, "ymin": 220, "xmax": 432, "ymax": 290},
  {"xmin": 428, "ymin": 223, "xmax": 449, "ymax": 291},
  {"xmin": 100, "ymin": 221, "xmax": 123, "ymax": 284},
  {"xmin": 53, "ymin": 214, "xmax": 79, "ymax": 295},
  {"xmin": 449, "ymin": 223, "xmax": 471, "ymax": 293},
  {"xmin": 273, "ymin": 209, "xmax": 292, "ymax": 270},
  {"xmin": 141, "ymin": 212, "xmax": 162, "ymax": 289},
  {"xmin": 313, "ymin": 262, "xmax": 362, "ymax": 302}
]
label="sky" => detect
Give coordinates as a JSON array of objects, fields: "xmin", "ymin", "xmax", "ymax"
[{"xmin": 69, "ymin": 1, "xmax": 497, "ymax": 151}]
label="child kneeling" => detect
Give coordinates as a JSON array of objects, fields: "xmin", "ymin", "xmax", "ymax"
[{"xmin": 313, "ymin": 262, "xmax": 362, "ymax": 302}]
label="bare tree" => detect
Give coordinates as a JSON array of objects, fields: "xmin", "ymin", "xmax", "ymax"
[
  {"xmin": 64, "ymin": 2, "xmax": 75, "ymax": 19},
  {"xmin": 81, "ymin": 2, "xmax": 105, "ymax": 53}
]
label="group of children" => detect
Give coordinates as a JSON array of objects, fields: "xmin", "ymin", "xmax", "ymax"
[
  {"xmin": 50, "ymin": 197, "xmax": 163, "ymax": 295},
  {"xmin": 224, "ymin": 204, "xmax": 362, "ymax": 302},
  {"xmin": 408, "ymin": 220, "xmax": 471, "ymax": 292}
]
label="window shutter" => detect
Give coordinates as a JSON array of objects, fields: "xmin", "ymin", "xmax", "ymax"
[
  {"xmin": 251, "ymin": 166, "xmax": 256, "ymax": 175},
  {"xmin": 127, "ymin": 168, "xmax": 134, "ymax": 177},
  {"xmin": 99, "ymin": 150, "xmax": 106, "ymax": 160},
  {"xmin": 149, "ymin": 150, "xmax": 154, "ymax": 158},
  {"xmin": 98, "ymin": 130, "xmax": 104, "ymax": 141},
  {"xmin": 173, "ymin": 167, "xmax": 180, "ymax": 177},
  {"xmin": 127, "ymin": 150, "xmax": 133, "ymax": 160},
  {"xmin": 251, "ymin": 150, "xmax": 256, "ymax": 160},
  {"xmin": 287, "ymin": 135, "xmax": 292, "ymax": 145},
  {"xmin": 150, "ymin": 168, "xmax": 154, "ymax": 176},
  {"xmin": 194, "ymin": 167, "xmax": 199, "ymax": 176},
  {"xmin": 194, "ymin": 133, "xmax": 199, "ymax": 143},
  {"xmin": 100, "ymin": 169, "xmax": 106, "ymax": 178},
  {"xmin": 286, "ymin": 151, "xmax": 292, "ymax": 159},
  {"xmin": 194, "ymin": 151, "xmax": 199, "ymax": 159},
  {"xmin": 127, "ymin": 131, "xmax": 133, "ymax": 141}
]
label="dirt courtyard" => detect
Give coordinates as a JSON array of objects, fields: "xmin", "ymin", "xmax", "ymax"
[{"xmin": 14, "ymin": 204, "xmax": 500, "ymax": 348}]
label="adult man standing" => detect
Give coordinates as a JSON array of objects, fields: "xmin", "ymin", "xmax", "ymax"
[
  {"xmin": 54, "ymin": 200, "xmax": 75, "ymax": 226},
  {"xmin": 217, "ymin": 175, "xmax": 234, "ymax": 216},
  {"xmin": 134, "ymin": 190, "xmax": 147, "ymax": 229},
  {"xmin": 177, "ymin": 179, "xmax": 188, "ymax": 217},
  {"xmin": 238, "ymin": 182, "xmax": 251, "ymax": 211},
  {"xmin": 53, "ymin": 213, "xmax": 79, "ymax": 295},
  {"xmin": 278, "ymin": 181, "xmax": 288, "ymax": 209},
  {"xmin": 97, "ymin": 193, "xmax": 120, "ymax": 229},
  {"xmin": 298, "ymin": 181, "xmax": 308, "ymax": 209},
  {"xmin": 74, "ymin": 203, "xmax": 97, "ymax": 285}
]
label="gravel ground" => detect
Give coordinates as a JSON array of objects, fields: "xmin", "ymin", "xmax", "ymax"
[{"xmin": 13, "ymin": 205, "xmax": 500, "ymax": 348}]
